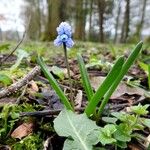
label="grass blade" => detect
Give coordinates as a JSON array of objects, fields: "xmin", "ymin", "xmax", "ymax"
[
  {"xmin": 37, "ymin": 56, "xmax": 73, "ymax": 111},
  {"xmin": 98, "ymin": 41, "xmax": 143, "ymax": 116},
  {"xmin": 77, "ymin": 54, "xmax": 94, "ymax": 101},
  {"xmin": 85, "ymin": 56, "xmax": 124, "ymax": 116}
]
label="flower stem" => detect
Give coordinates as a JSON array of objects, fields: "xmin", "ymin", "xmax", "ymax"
[{"xmin": 63, "ymin": 43, "xmax": 74, "ymax": 108}]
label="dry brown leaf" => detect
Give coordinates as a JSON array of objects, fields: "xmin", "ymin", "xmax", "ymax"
[
  {"xmin": 29, "ymin": 80, "xmax": 39, "ymax": 92},
  {"xmin": 90, "ymin": 76, "xmax": 145, "ymax": 99},
  {"xmin": 62, "ymin": 68, "xmax": 74, "ymax": 78},
  {"xmin": 145, "ymin": 135, "xmax": 150, "ymax": 148},
  {"xmin": 11, "ymin": 122, "xmax": 34, "ymax": 139},
  {"xmin": 128, "ymin": 143, "xmax": 143, "ymax": 150},
  {"xmin": 75, "ymin": 90, "xmax": 83, "ymax": 109}
]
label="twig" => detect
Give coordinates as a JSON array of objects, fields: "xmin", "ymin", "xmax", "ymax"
[
  {"xmin": 20, "ymin": 107, "xmax": 85, "ymax": 117},
  {"xmin": 0, "ymin": 66, "xmax": 41, "ymax": 98},
  {"xmin": 19, "ymin": 97, "xmax": 146, "ymax": 117},
  {"xmin": 15, "ymin": 83, "xmax": 28, "ymax": 104}
]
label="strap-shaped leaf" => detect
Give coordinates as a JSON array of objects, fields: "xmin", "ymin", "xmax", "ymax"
[
  {"xmin": 85, "ymin": 56, "xmax": 124, "ymax": 116},
  {"xmin": 98, "ymin": 41, "xmax": 143, "ymax": 116},
  {"xmin": 77, "ymin": 54, "xmax": 94, "ymax": 101},
  {"xmin": 37, "ymin": 56, "xmax": 73, "ymax": 111}
]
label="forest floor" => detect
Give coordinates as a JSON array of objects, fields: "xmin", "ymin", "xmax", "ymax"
[{"xmin": 0, "ymin": 41, "xmax": 150, "ymax": 150}]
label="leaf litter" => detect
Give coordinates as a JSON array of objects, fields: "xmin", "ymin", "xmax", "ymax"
[{"xmin": 0, "ymin": 42, "xmax": 149, "ymax": 149}]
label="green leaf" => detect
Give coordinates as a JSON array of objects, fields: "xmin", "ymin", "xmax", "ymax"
[
  {"xmin": 37, "ymin": 56, "xmax": 73, "ymax": 111},
  {"xmin": 102, "ymin": 117, "xmax": 118, "ymax": 124},
  {"xmin": 85, "ymin": 56, "xmax": 124, "ymax": 116},
  {"xmin": 77, "ymin": 54, "xmax": 94, "ymax": 101},
  {"xmin": 138, "ymin": 61, "xmax": 149, "ymax": 74},
  {"xmin": 99, "ymin": 132, "xmax": 116, "ymax": 145},
  {"xmin": 114, "ymin": 124, "xmax": 131, "ymax": 142},
  {"xmin": 54, "ymin": 109, "xmax": 100, "ymax": 150},
  {"xmin": 0, "ymin": 43, "xmax": 10, "ymax": 51},
  {"xmin": 10, "ymin": 49, "xmax": 29, "ymax": 71},
  {"xmin": 51, "ymin": 66, "xmax": 64, "ymax": 80},
  {"xmin": 116, "ymin": 141, "xmax": 127, "ymax": 148},
  {"xmin": 98, "ymin": 41, "xmax": 143, "ymax": 116},
  {"xmin": 111, "ymin": 112, "xmax": 127, "ymax": 122},
  {"xmin": 0, "ymin": 74, "xmax": 12, "ymax": 86},
  {"xmin": 101, "ymin": 124, "xmax": 116, "ymax": 136},
  {"xmin": 99, "ymin": 124, "xmax": 116, "ymax": 145},
  {"xmin": 141, "ymin": 118, "xmax": 150, "ymax": 128},
  {"xmin": 130, "ymin": 104, "xmax": 149, "ymax": 115}
]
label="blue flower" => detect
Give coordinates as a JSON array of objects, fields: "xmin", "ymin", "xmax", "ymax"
[{"xmin": 54, "ymin": 22, "xmax": 74, "ymax": 48}]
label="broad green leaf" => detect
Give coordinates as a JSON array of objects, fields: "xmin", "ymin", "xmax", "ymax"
[
  {"xmin": 130, "ymin": 104, "xmax": 149, "ymax": 115},
  {"xmin": 102, "ymin": 117, "xmax": 118, "ymax": 124},
  {"xmin": 116, "ymin": 141, "xmax": 127, "ymax": 148},
  {"xmin": 114, "ymin": 124, "xmax": 131, "ymax": 142},
  {"xmin": 111, "ymin": 112, "xmax": 127, "ymax": 122},
  {"xmin": 10, "ymin": 49, "xmax": 29, "ymax": 71},
  {"xmin": 141, "ymin": 118, "xmax": 150, "ymax": 128},
  {"xmin": 101, "ymin": 124, "xmax": 116, "ymax": 136},
  {"xmin": 0, "ymin": 74, "xmax": 12, "ymax": 86},
  {"xmin": 99, "ymin": 132, "xmax": 116, "ymax": 145},
  {"xmin": 99, "ymin": 124, "xmax": 116, "ymax": 145},
  {"xmin": 54, "ymin": 109, "xmax": 100, "ymax": 150}
]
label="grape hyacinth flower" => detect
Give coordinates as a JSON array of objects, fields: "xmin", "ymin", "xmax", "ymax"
[
  {"xmin": 54, "ymin": 22, "xmax": 74, "ymax": 108},
  {"xmin": 54, "ymin": 22, "xmax": 74, "ymax": 48}
]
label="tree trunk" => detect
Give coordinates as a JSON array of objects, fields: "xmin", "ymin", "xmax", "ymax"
[
  {"xmin": 44, "ymin": 0, "xmax": 67, "ymax": 40},
  {"xmin": 135, "ymin": 0, "xmax": 147, "ymax": 38},
  {"xmin": 114, "ymin": 0, "xmax": 121, "ymax": 43},
  {"xmin": 88, "ymin": 0, "xmax": 93, "ymax": 40},
  {"xmin": 97, "ymin": 0, "xmax": 105, "ymax": 43},
  {"xmin": 74, "ymin": 0, "xmax": 84, "ymax": 40},
  {"xmin": 37, "ymin": 0, "xmax": 41, "ymax": 38},
  {"xmin": 120, "ymin": 0, "xmax": 130, "ymax": 43}
]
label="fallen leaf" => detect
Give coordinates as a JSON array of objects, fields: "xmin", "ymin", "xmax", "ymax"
[
  {"xmin": 90, "ymin": 76, "xmax": 145, "ymax": 99},
  {"xmin": 11, "ymin": 122, "xmax": 34, "ymax": 139},
  {"xmin": 75, "ymin": 90, "xmax": 83, "ymax": 109},
  {"xmin": 62, "ymin": 68, "xmax": 74, "ymax": 78},
  {"xmin": 145, "ymin": 135, "xmax": 150, "ymax": 148},
  {"xmin": 29, "ymin": 80, "xmax": 39, "ymax": 92}
]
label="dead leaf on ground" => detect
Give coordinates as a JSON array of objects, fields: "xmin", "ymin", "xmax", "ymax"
[
  {"xmin": 90, "ymin": 76, "xmax": 145, "ymax": 99},
  {"xmin": 29, "ymin": 80, "xmax": 39, "ymax": 92},
  {"xmin": 62, "ymin": 68, "xmax": 74, "ymax": 78},
  {"xmin": 75, "ymin": 90, "xmax": 83, "ymax": 109},
  {"xmin": 11, "ymin": 122, "xmax": 34, "ymax": 139},
  {"xmin": 145, "ymin": 134, "xmax": 150, "ymax": 148},
  {"xmin": 128, "ymin": 143, "xmax": 144, "ymax": 150}
]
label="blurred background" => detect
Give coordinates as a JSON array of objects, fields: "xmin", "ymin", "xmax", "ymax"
[{"xmin": 0, "ymin": 0, "xmax": 150, "ymax": 43}]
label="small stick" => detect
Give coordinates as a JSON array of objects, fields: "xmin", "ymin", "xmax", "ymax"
[
  {"xmin": 19, "ymin": 98, "xmax": 146, "ymax": 117},
  {"xmin": 0, "ymin": 66, "xmax": 41, "ymax": 98},
  {"xmin": 20, "ymin": 107, "xmax": 85, "ymax": 117},
  {"xmin": 15, "ymin": 83, "xmax": 28, "ymax": 104}
]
